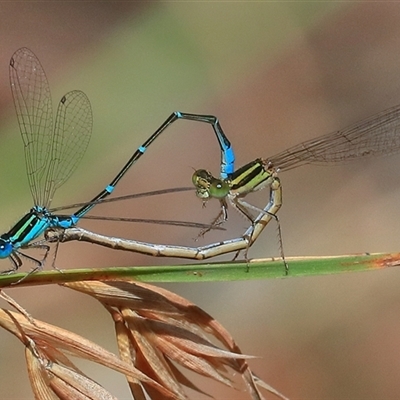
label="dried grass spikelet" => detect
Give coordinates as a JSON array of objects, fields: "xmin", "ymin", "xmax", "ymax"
[
  {"xmin": 0, "ymin": 280, "xmax": 288, "ymax": 399},
  {"xmin": 0, "ymin": 305, "xmax": 174, "ymax": 400},
  {"xmin": 63, "ymin": 279, "xmax": 288, "ymax": 400}
]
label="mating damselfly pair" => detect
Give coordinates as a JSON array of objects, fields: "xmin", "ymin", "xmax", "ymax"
[{"xmin": 2, "ymin": 47, "xmax": 400, "ymax": 277}]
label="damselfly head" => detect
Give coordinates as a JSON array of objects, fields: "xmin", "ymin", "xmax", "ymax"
[
  {"xmin": 0, "ymin": 238, "xmax": 13, "ymax": 259},
  {"xmin": 192, "ymin": 169, "xmax": 230, "ymax": 200}
]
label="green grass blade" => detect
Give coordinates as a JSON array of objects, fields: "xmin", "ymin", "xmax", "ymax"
[{"xmin": 0, "ymin": 252, "xmax": 398, "ymax": 287}]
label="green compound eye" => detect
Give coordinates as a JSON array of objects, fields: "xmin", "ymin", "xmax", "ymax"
[{"xmin": 208, "ymin": 179, "xmax": 230, "ymax": 199}]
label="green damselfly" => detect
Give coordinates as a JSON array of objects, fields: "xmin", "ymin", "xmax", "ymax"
[{"xmin": 58, "ymin": 105, "xmax": 400, "ymax": 274}]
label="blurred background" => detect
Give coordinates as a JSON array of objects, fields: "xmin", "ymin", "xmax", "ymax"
[{"xmin": 1, "ymin": 2, "xmax": 400, "ymax": 399}]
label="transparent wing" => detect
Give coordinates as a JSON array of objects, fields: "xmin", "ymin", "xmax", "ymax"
[
  {"xmin": 9, "ymin": 47, "xmax": 53, "ymax": 205},
  {"xmin": 268, "ymin": 105, "xmax": 400, "ymax": 171},
  {"xmin": 43, "ymin": 90, "xmax": 92, "ymax": 206}
]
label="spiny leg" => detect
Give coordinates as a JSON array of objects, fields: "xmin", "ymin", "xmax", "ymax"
[
  {"xmin": 5, "ymin": 242, "xmax": 51, "ymax": 284},
  {"xmin": 197, "ymin": 198, "xmax": 229, "ymax": 238},
  {"xmin": 0, "ymin": 252, "xmax": 22, "ymax": 275}
]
